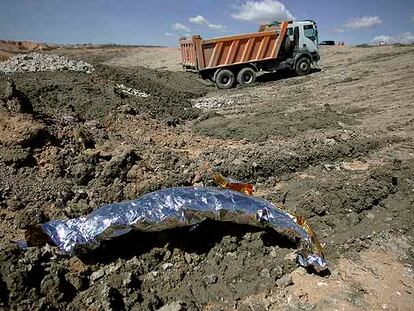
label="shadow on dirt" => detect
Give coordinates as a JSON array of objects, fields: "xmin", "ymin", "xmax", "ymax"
[
  {"xmin": 0, "ymin": 274, "xmax": 8, "ymax": 306},
  {"xmin": 257, "ymin": 68, "xmax": 321, "ymax": 83},
  {"xmin": 78, "ymin": 220, "xmax": 297, "ymax": 265}
]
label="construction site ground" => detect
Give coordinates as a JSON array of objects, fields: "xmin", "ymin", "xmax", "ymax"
[{"xmin": 0, "ymin": 44, "xmax": 413, "ymax": 310}]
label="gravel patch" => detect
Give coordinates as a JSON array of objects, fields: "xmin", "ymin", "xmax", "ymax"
[
  {"xmin": 0, "ymin": 53, "xmax": 94, "ymax": 74},
  {"xmin": 115, "ymin": 83, "xmax": 150, "ymax": 98},
  {"xmin": 191, "ymin": 94, "xmax": 247, "ymax": 109}
]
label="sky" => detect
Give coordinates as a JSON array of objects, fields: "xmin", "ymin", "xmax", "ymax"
[{"xmin": 0, "ymin": 0, "xmax": 413, "ymax": 46}]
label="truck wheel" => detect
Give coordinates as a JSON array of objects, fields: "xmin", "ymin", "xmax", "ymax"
[
  {"xmin": 215, "ymin": 69, "xmax": 235, "ymax": 89},
  {"xmin": 237, "ymin": 67, "xmax": 256, "ymax": 86},
  {"xmin": 295, "ymin": 57, "xmax": 311, "ymax": 76}
]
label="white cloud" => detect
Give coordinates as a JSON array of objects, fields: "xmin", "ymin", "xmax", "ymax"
[
  {"xmin": 190, "ymin": 15, "xmax": 207, "ymax": 25},
  {"xmin": 172, "ymin": 23, "xmax": 190, "ymax": 32},
  {"xmin": 331, "ymin": 27, "xmax": 345, "ymax": 33},
  {"xmin": 371, "ymin": 32, "xmax": 414, "ymax": 44},
  {"xmin": 345, "ymin": 16, "xmax": 382, "ymax": 29},
  {"xmin": 208, "ymin": 23, "xmax": 226, "ymax": 30},
  {"xmin": 399, "ymin": 32, "xmax": 414, "ymax": 44},
  {"xmin": 231, "ymin": 0, "xmax": 294, "ymax": 23},
  {"xmin": 189, "ymin": 15, "xmax": 226, "ymax": 30},
  {"xmin": 164, "ymin": 32, "xmax": 176, "ymax": 37}
]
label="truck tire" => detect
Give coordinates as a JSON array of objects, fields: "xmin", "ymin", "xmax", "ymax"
[
  {"xmin": 295, "ymin": 57, "xmax": 311, "ymax": 76},
  {"xmin": 215, "ymin": 69, "xmax": 235, "ymax": 89},
  {"xmin": 237, "ymin": 67, "xmax": 257, "ymax": 86}
]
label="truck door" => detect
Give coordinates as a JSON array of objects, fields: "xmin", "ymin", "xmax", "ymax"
[{"xmin": 301, "ymin": 24, "xmax": 318, "ymax": 53}]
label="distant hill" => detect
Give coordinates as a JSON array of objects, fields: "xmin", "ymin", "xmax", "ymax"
[
  {"xmin": 0, "ymin": 40, "xmax": 58, "ymax": 61},
  {"xmin": 0, "ymin": 40, "xmax": 57, "ymax": 52},
  {"xmin": 0, "ymin": 39, "xmax": 164, "ymax": 61}
]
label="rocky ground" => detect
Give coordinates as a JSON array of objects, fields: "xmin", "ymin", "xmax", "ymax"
[
  {"xmin": 0, "ymin": 53, "xmax": 94, "ymax": 74},
  {"xmin": 0, "ymin": 44, "xmax": 413, "ymax": 310}
]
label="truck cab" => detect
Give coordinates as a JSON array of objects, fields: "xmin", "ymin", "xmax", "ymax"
[{"xmin": 287, "ymin": 20, "xmax": 320, "ymax": 63}]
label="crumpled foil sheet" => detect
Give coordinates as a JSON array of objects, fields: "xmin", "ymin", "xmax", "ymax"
[{"xmin": 41, "ymin": 187, "xmax": 328, "ymax": 272}]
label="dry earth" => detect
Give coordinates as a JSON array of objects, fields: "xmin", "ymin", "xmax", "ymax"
[
  {"xmin": 0, "ymin": 44, "xmax": 413, "ymax": 310},
  {"xmin": 0, "ymin": 40, "xmax": 57, "ymax": 61}
]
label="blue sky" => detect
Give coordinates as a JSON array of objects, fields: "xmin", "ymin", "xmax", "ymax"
[{"xmin": 0, "ymin": 0, "xmax": 413, "ymax": 45}]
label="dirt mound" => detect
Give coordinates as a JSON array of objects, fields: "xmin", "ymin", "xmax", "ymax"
[
  {"xmin": 195, "ymin": 104, "xmax": 349, "ymax": 141},
  {"xmin": 0, "ymin": 40, "xmax": 56, "ymax": 53},
  {"xmin": 199, "ymin": 131, "xmax": 398, "ymax": 182},
  {"xmin": 95, "ymin": 64, "xmax": 209, "ymax": 102},
  {"xmin": 293, "ymin": 160, "xmax": 414, "ymax": 248},
  {"xmin": 0, "ymin": 63, "xmax": 208, "ymax": 123},
  {"xmin": 0, "ymin": 51, "xmax": 11, "ymax": 62},
  {"xmin": 0, "ymin": 223, "xmax": 297, "ymax": 310},
  {"xmin": 0, "ymin": 113, "xmax": 46, "ymax": 147}
]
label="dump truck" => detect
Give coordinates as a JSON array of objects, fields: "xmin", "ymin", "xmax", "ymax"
[{"xmin": 179, "ymin": 20, "xmax": 319, "ymax": 89}]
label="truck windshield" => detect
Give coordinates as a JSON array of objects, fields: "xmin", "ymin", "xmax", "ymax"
[{"xmin": 304, "ymin": 25, "xmax": 317, "ymax": 41}]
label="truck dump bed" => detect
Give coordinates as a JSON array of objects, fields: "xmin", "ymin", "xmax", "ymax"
[{"xmin": 180, "ymin": 21, "xmax": 288, "ymax": 71}]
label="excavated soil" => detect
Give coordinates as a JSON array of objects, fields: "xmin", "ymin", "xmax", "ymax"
[
  {"xmin": 0, "ymin": 65, "xmax": 206, "ymax": 123},
  {"xmin": 1, "ymin": 45, "xmax": 414, "ymax": 310}
]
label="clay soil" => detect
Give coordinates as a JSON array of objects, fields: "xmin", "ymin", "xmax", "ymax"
[{"xmin": 0, "ymin": 44, "xmax": 413, "ymax": 310}]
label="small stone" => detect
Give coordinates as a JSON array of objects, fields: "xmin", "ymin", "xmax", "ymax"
[
  {"xmin": 122, "ymin": 272, "xmax": 133, "ymax": 287},
  {"xmin": 341, "ymin": 77, "xmax": 354, "ymax": 83},
  {"xmin": 342, "ymin": 160, "xmax": 369, "ymax": 171},
  {"xmin": 284, "ymin": 251, "xmax": 296, "ymax": 262},
  {"xmin": 192, "ymin": 172, "xmax": 202, "ymax": 184},
  {"xmin": 272, "ymin": 266, "xmax": 283, "ymax": 279},
  {"xmin": 204, "ymin": 273, "xmax": 218, "ymax": 284},
  {"xmin": 106, "ymin": 262, "xmax": 122, "ymax": 275},
  {"xmin": 260, "ymin": 268, "xmax": 271, "ymax": 278},
  {"xmin": 3, "ymin": 79, "xmax": 33, "ymax": 113},
  {"xmin": 314, "ymin": 205, "xmax": 326, "ymax": 216},
  {"xmin": 184, "ymin": 253, "xmax": 192, "ymax": 264},
  {"xmin": 293, "ymin": 267, "xmax": 307, "ymax": 276},
  {"xmin": 324, "ymin": 138, "xmax": 336, "ymax": 146},
  {"xmin": 90, "ymin": 269, "xmax": 105, "ymax": 283},
  {"xmin": 163, "ymin": 250, "xmax": 172, "ymax": 261},
  {"xmin": 162, "ymin": 263, "xmax": 173, "ymax": 271},
  {"xmin": 276, "ymin": 274, "xmax": 293, "ymax": 288},
  {"xmin": 226, "ymin": 251, "xmax": 237, "ymax": 257},
  {"xmin": 157, "ymin": 301, "xmax": 185, "ymax": 311},
  {"xmin": 143, "ymin": 271, "xmax": 159, "ymax": 282},
  {"xmin": 366, "ymin": 212, "xmax": 375, "ymax": 219},
  {"xmin": 340, "ymin": 132, "xmax": 352, "ymax": 141},
  {"xmin": 66, "ymin": 272, "xmax": 86, "ymax": 291},
  {"xmin": 270, "ymin": 249, "xmax": 278, "ymax": 258}
]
